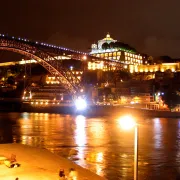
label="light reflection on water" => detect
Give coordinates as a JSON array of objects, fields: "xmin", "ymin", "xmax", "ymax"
[
  {"xmin": 1, "ymin": 112, "xmax": 180, "ymax": 179},
  {"xmin": 153, "ymin": 118, "xmax": 163, "ymax": 149},
  {"xmin": 75, "ymin": 115, "xmax": 86, "ymax": 160}
]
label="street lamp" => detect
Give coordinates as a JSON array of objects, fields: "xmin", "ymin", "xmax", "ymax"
[
  {"xmin": 118, "ymin": 115, "xmax": 138, "ymax": 180},
  {"xmin": 82, "ymin": 55, "xmax": 87, "ymax": 86},
  {"xmin": 23, "ymin": 75, "xmax": 26, "ymax": 90}
]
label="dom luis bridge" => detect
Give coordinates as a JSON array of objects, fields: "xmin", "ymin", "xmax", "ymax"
[{"xmin": 0, "ymin": 34, "xmax": 124, "ymax": 98}]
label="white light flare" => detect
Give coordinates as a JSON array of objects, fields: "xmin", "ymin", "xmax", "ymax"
[{"xmin": 75, "ymin": 97, "xmax": 87, "ymax": 111}]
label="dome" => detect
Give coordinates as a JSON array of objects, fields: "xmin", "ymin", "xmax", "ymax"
[{"xmin": 103, "ymin": 33, "xmax": 114, "ymax": 41}]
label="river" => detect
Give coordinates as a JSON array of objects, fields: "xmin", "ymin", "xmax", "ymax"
[{"xmin": 0, "ymin": 112, "xmax": 180, "ymax": 179}]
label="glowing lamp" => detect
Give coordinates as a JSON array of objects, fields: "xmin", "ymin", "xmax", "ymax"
[
  {"xmin": 83, "ymin": 55, "xmax": 87, "ymax": 60},
  {"xmin": 75, "ymin": 97, "xmax": 87, "ymax": 111},
  {"xmin": 118, "ymin": 115, "xmax": 136, "ymax": 130}
]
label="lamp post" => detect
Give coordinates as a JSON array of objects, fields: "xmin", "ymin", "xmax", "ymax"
[
  {"xmin": 134, "ymin": 125, "xmax": 138, "ymax": 180},
  {"xmin": 82, "ymin": 55, "xmax": 87, "ymax": 86},
  {"xmin": 119, "ymin": 115, "xmax": 138, "ymax": 180},
  {"xmin": 23, "ymin": 75, "xmax": 26, "ymax": 90}
]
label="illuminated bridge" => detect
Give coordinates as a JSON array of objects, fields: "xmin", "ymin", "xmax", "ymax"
[{"xmin": 0, "ymin": 34, "xmax": 124, "ymax": 96}]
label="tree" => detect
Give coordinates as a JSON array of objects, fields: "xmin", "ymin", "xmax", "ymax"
[
  {"xmin": 164, "ymin": 69, "xmax": 174, "ymax": 79},
  {"xmin": 147, "ymin": 56, "xmax": 154, "ymax": 64},
  {"xmin": 113, "ymin": 42, "xmax": 136, "ymax": 52},
  {"xmin": 7, "ymin": 76, "xmax": 15, "ymax": 85},
  {"xmin": 101, "ymin": 41, "xmax": 137, "ymax": 52},
  {"xmin": 102, "ymin": 43, "xmax": 110, "ymax": 50},
  {"xmin": 109, "ymin": 42, "xmax": 115, "ymax": 49},
  {"xmin": 115, "ymin": 69, "xmax": 132, "ymax": 81}
]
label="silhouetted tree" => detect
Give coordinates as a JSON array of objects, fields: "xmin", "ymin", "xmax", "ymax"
[
  {"xmin": 164, "ymin": 69, "xmax": 174, "ymax": 79},
  {"xmin": 102, "ymin": 43, "xmax": 110, "ymax": 50},
  {"xmin": 109, "ymin": 42, "xmax": 115, "ymax": 49},
  {"xmin": 101, "ymin": 41, "xmax": 137, "ymax": 52},
  {"xmin": 7, "ymin": 76, "xmax": 15, "ymax": 85},
  {"xmin": 116, "ymin": 69, "xmax": 132, "ymax": 81}
]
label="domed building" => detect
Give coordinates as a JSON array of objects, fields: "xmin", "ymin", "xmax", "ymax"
[
  {"xmin": 91, "ymin": 33, "xmax": 117, "ymax": 51},
  {"xmin": 90, "ymin": 33, "xmax": 144, "ymax": 66}
]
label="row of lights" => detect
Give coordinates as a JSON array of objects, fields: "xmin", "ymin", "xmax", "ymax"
[
  {"xmin": 130, "ymin": 68, "xmax": 175, "ymax": 73},
  {"xmin": 125, "ymin": 57, "xmax": 143, "ymax": 63},
  {"xmin": 91, "ymin": 48, "xmax": 134, "ymax": 54},
  {"xmin": 96, "ymin": 52, "xmax": 121, "ymax": 57},
  {"xmin": 0, "ymin": 34, "xmax": 87, "ymax": 55},
  {"xmin": 46, "ymin": 81, "xmax": 60, "ymax": 84},
  {"xmin": 125, "ymin": 52, "xmax": 142, "ymax": 59},
  {"xmin": 31, "ymin": 101, "xmax": 60, "ymax": 105}
]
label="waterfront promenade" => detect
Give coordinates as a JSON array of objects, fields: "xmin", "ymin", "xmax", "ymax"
[{"xmin": 0, "ymin": 143, "xmax": 105, "ymax": 180}]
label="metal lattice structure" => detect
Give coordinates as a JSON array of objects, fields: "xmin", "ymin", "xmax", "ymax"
[
  {"xmin": 0, "ymin": 35, "xmax": 86, "ymax": 95},
  {"xmin": 0, "ymin": 34, "xmax": 125, "ymax": 95}
]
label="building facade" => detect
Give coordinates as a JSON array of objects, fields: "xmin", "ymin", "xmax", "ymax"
[
  {"xmin": 129, "ymin": 63, "xmax": 179, "ymax": 73},
  {"xmin": 89, "ymin": 33, "xmax": 144, "ymax": 68}
]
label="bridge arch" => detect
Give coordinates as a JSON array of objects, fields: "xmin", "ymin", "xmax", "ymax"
[{"xmin": 0, "ymin": 38, "xmax": 82, "ymax": 95}]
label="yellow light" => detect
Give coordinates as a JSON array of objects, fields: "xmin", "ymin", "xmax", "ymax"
[
  {"xmin": 118, "ymin": 115, "xmax": 136, "ymax": 130},
  {"xmin": 83, "ymin": 55, "xmax": 87, "ymax": 60}
]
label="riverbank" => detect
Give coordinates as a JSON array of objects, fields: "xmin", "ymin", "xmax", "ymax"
[
  {"xmin": 0, "ymin": 99, "xmax": 180, "ymax": 118},
  {"xmin": 88, "ymin": 105, "xmax": 180, "ymax": 118},
  {"xmin": 21, "ymin": 104, "xmax": 180, "ymax": 118},
  {"xmin": 0, "ymin": 143, "xmax": 105, "ymax": 180}
]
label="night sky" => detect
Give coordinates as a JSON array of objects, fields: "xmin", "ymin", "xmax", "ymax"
[{"xmin": 1, "ymin": 0, "xmax": 180, "ymax": 59}]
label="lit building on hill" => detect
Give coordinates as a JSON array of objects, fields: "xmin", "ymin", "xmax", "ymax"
[
  {"xmin": 129, "ymin": 63, "xmax": 179, "ymax": 73},
  {"xmin": 90, "ymin": 33, "xmax": 144, "ymax": 66}
]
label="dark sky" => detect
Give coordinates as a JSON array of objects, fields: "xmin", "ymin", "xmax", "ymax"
[{"xmin": 1, "ymin": 0, "xmax": 180, "ymax": 58}]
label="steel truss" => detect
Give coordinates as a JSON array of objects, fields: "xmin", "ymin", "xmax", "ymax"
[{"xmin": 0, "ymin": 37, "xmax": 82, "ymax": 95}]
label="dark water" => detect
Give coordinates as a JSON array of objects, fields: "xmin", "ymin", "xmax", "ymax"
[{"xmin": 0, "ymin": 112, "xmax": 180, "ymax": 180}]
